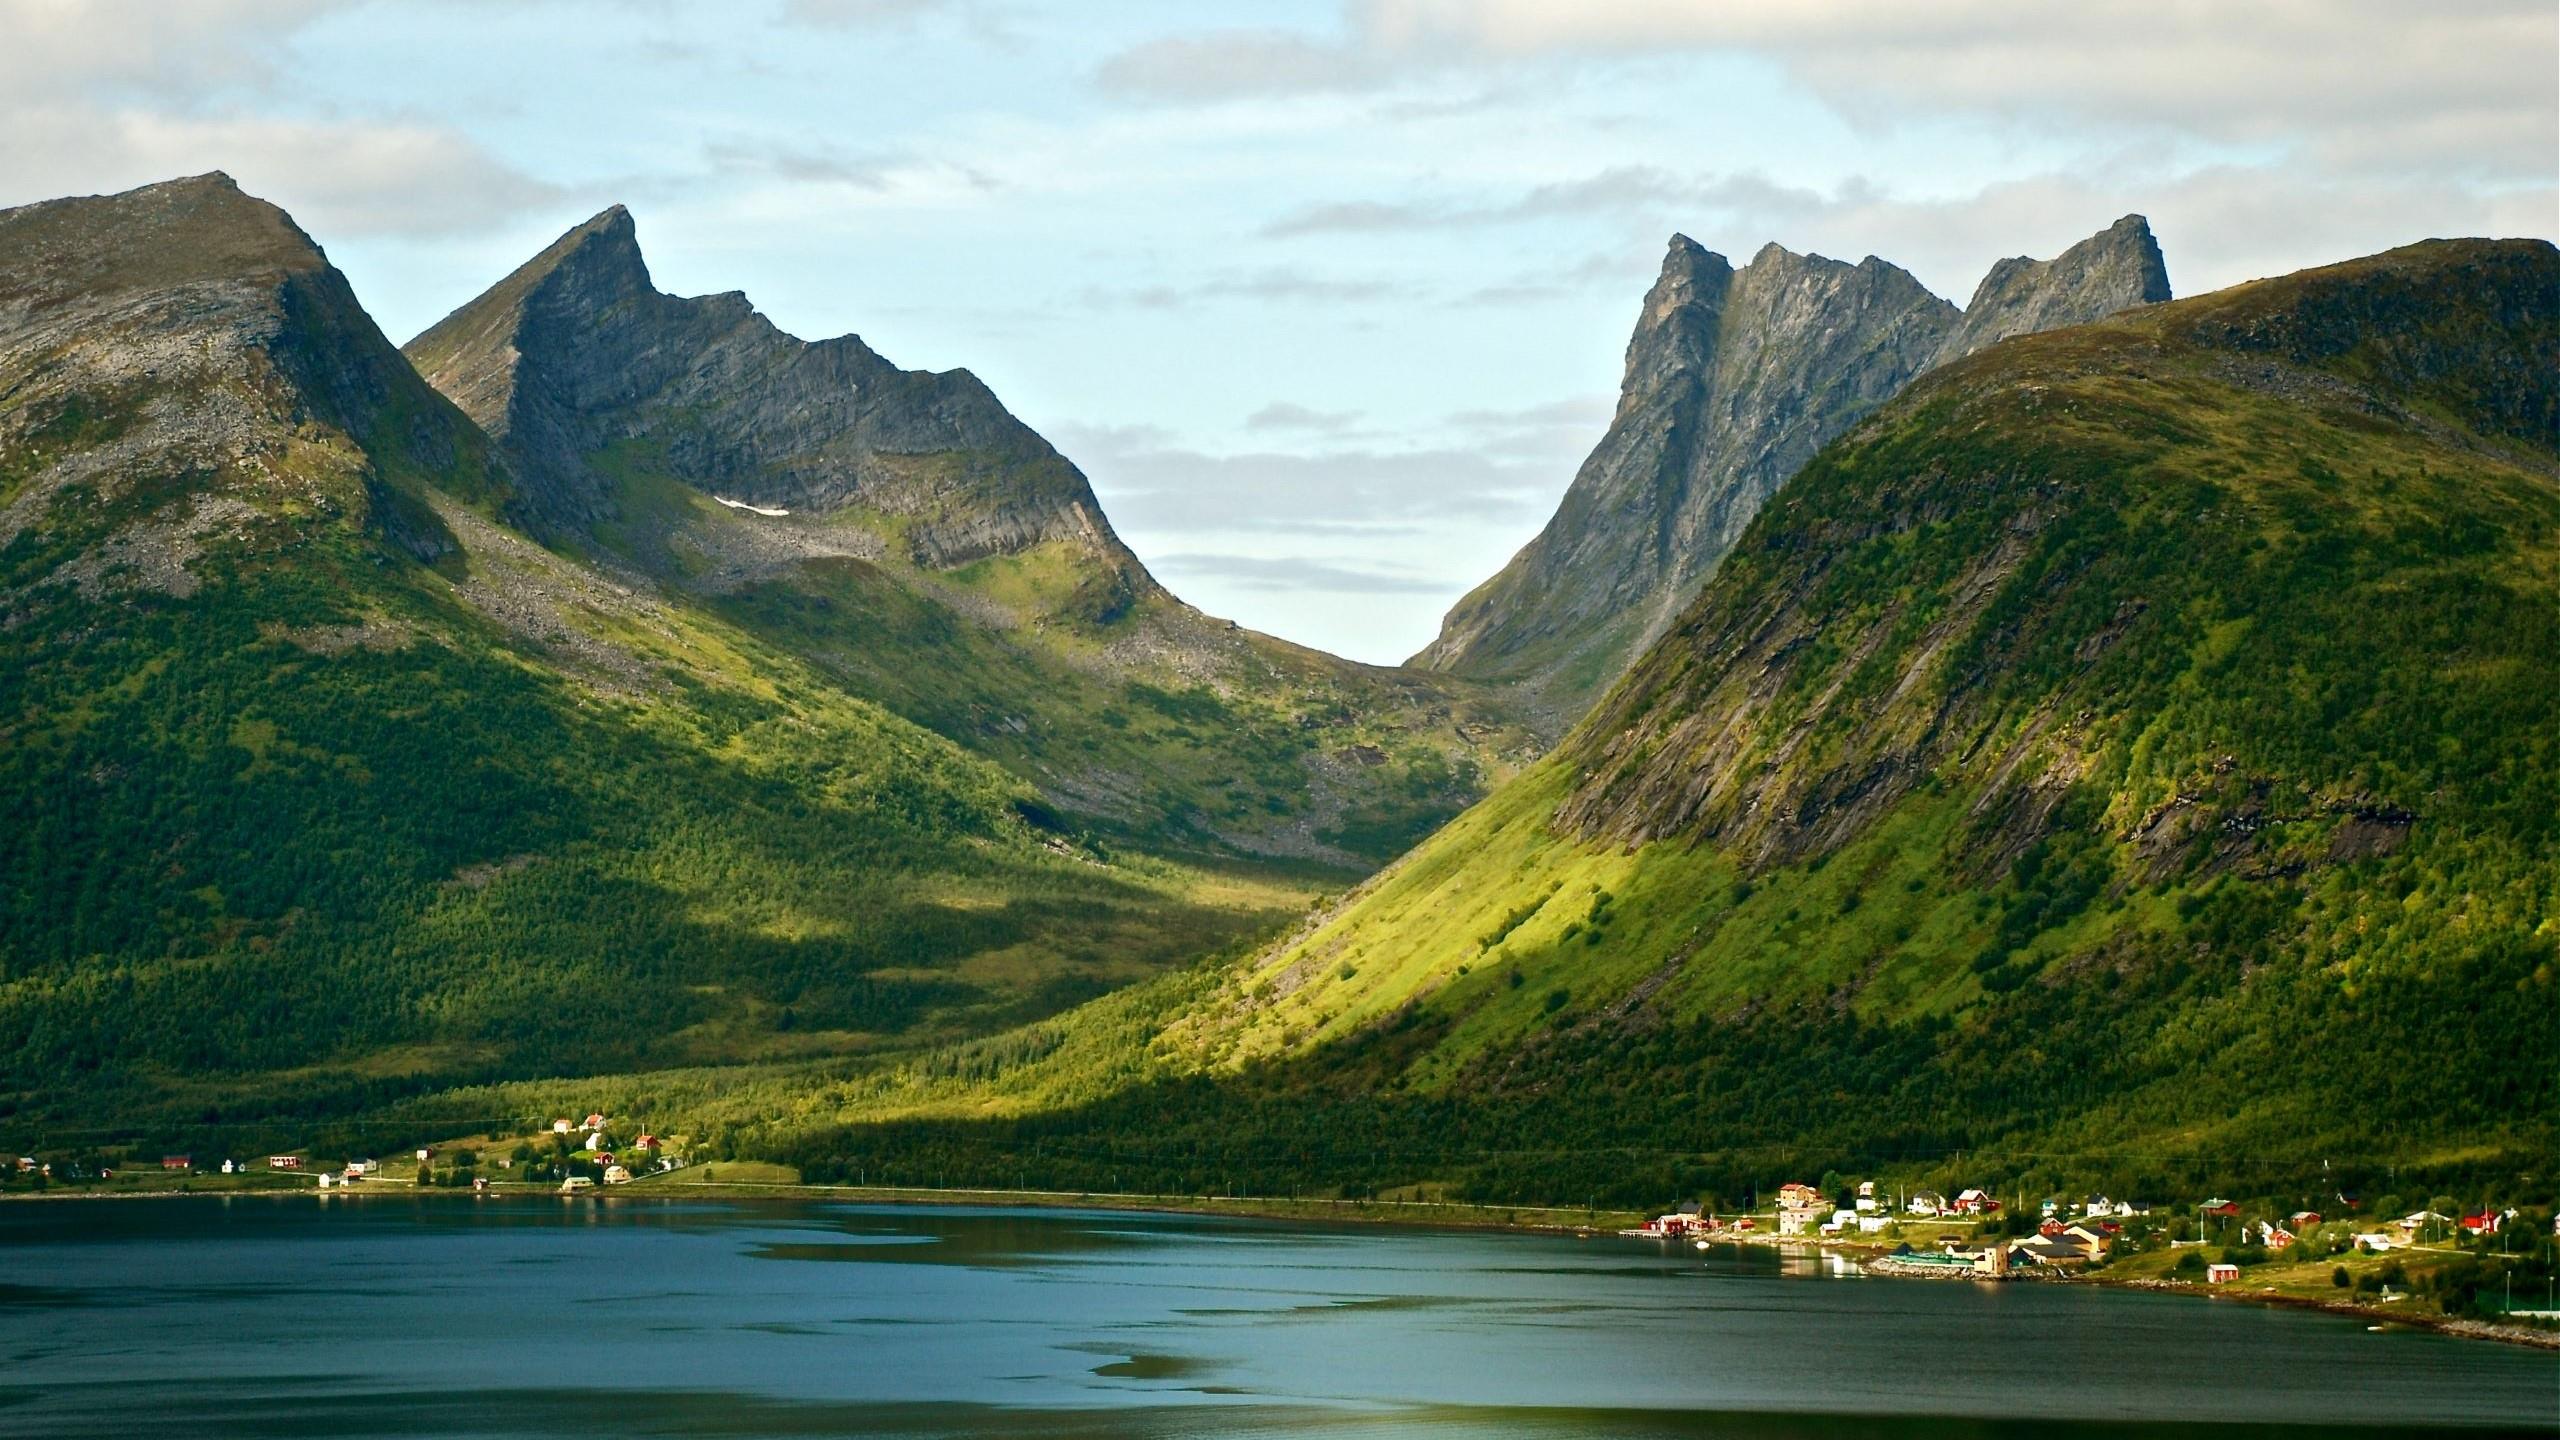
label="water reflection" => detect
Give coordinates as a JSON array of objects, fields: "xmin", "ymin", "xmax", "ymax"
[{"xmin": 0, "ymin": 1199, "xmax": 2549, "ymax": 1439}]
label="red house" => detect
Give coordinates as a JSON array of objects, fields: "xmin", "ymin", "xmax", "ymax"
[
  {"xmin": 2461, "ymin": 1211, "xmax": 2504, "ymax": 1236},
  {"xmin": 160, "ymin": 1155, "xmax": 191, "ymax": 1171}
]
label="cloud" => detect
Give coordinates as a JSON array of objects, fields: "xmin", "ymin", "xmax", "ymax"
[
  {"xmin": 1077, "ymin": 267, "xmax": 1398, "ymax": 311},
  {"xmin": 0, "ymin": 0, "xmax": 564, "ymax": 240},
  {"xmin": 1149, "ymin": 552, "xmax": 1446, "ymax": 595},
  {"xmin": 1093, "ymin": 29, "xmax": 1391, "ymax": 103},
  {"xmin": 1365, "ymin": 0, "xmax": 2557, "ymax": 182},
  {"xmin": 1263, "ymin": 167, "xmax": 1843, "ymax": 237},
  {"xmin": 778, "ymin": 0, "xmax": 1023, "ymax": 45},
  {"xmin": 1056, "ymin": 421, "xmax": 1557, "ymax": 537},
  {"xmin": 1, "ymin": 106, "xmax": 566, "ymax": 238},
  {"xmin": 0, "ymin": 0, "xmax": 353, "ymax": 104},
  {"xmin": 1245, "ymin": 402, "xmax": 1365, "ymax": 434}
]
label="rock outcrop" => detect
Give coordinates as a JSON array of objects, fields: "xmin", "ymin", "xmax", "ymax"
[
  {"xmin": 0, "ymin": 174, "xmax": 501, "ymax": 605},
  {"xmin": 405, "ymin": 207, "xmax": 1155, "ymax": 588},
  {"xmin": 1411, "ymin": 217, "xmax": 2172, "ymax": 729},
  {"xmin": 1932, "ymin": 214, "xmax": 2172, "ymax": 364}
]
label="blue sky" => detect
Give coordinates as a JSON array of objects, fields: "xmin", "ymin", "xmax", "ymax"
[{"xmin": 6, "ymin": 1, "xmax": 2554, "ymax": 662}]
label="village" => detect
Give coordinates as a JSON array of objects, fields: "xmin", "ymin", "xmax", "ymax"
[
  {"xmin": 1617, "ymin": 1178, "xmax": 2560, "ymax": 1328},
  {"xmin": 6, "ymin": 1112, "xmax": 693, "ymax": 1196}
]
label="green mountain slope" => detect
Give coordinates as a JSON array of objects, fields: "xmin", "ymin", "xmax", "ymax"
[
  {"xmin": 762, "ymin": 237, "xmax": 2560, "ymax": 1204},
  {"xmin": 0, "ymin": 176, "xmax": 1308, "ymax": 1131},
  {"xmin": 404, "ymin": 209, "xmax": 1535, "ymax": 869}
]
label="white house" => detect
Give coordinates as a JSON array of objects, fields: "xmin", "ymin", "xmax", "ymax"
[{"xmin": 1907, "ymin": 1191, "xmax": 1947, "ymax": 1217}]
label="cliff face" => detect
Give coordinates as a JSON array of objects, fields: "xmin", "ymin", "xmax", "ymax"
[
  {"xmin": 0, "ymin": 173, "xmax": 503, "ymax": 601},
  {"xmin": 1934, "ymin": 214, "xmax": 2173, "ymax": 364},
  {"xmin": 406, "ymin": 208, "xmax": 1152, "ymax": 584},
  {"xmin": 1412, "ymin": 217, "xmax": 2172, "ymax": 729}
]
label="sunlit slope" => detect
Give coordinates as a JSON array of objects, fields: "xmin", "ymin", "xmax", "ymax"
[{"xmin": 777, "ymin": 239, "xmax": 2560, "ymax": 1192}]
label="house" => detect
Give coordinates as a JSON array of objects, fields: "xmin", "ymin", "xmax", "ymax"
[
  {"xmin": 2461, "ymin": 1211, "xmax": 2506, "ymax": 1236},
  {"xmin": 633, "ymin": 1134, "xmax": 660, "ymax": 1151},
  {"xmin": 603, "ymin": 1164, "xmax": 633, "ymax": 1185},
  {"xmin": 2289, "ymin": 1211, "xmax": 2323, "ymax": 1228},
  {"xmin": 560, "ymin": 1176, "xmax": 594, "ymax": 1193},
  {"xmin": 2081, "ymin": 1194, "xmax": 2111, "ymax": 1216},
  {"xmin": 415, "ymin": 1148, "xmax": 433, "ymax": 1163},
  {"xmin": 593, "ymin": 1152, "xmax": 615, "ymax": 1166},
  {"xmin": 1953, "ymin": 1189, "xmax": 2000, "ymax": 1215},
  {"xmin": 220, "ymin": 1159, "xmax": 236, "ymax": 1175},
  {"xmin": 160, "ymin": 1155, "xmax": 191, "ymax": 1171},
  {"xmin": 2395, "ymin": 1210, "xmax": 2453, "ymax": 1235},
  {"xmin": 2352, "ymin": 1232, "xmax": 2400, "ymax": 1252},
  {"xmin": 1857, "ymin": 1214, "xmax": 1891, "ymax": 1234},
  {"xmin": 1779, "ymin": 1207, "xmax": 1819, "ymax": 1237},
  {"xmin": 472, "ymin": 1176, "xmax": 490, "ymax": 1192},
  {"xmin": 345, "ymin": 1160, "xmax": 373, "ymax": 1176},
  {"xmin": 552, "ymin": 1119, "xmax": 573, "ymax": 1135},
  {"xmin": 2206, "ymin": 1262, "xmax": 2241, "ymax": 1284},
  {"xmin": 267, "ymin": 1155, "xmax": 302, "ymax": 1170},
  {"xmin": 13, "ymin": 1157, "xmax": 34, "ymax": 1173},
  {"xmin": 2257, "ymin": 1222, "xmax": 2297, "ymax": 1250},
  {"xmin": 2039, "ymin": 1218, "xmax": 2070, "ymax": 1238},
  {"xmin": 581, "ymin": 1113, "xmax": 607, "ymax": 1132},
  {"xmin": 1776, "ymin": 1182, "xmax": 1825, "ymax": 1210},
  {"xmin": 2202, "ymin": 1198, "xmax": 2240, "ymax": 1219},
  {"xmin": 2062, "ymin": 1224, "xmax": 2114, "ymax": 1257},
  {"xmin": 318, "ymin": 1171, "xmax": 335, "ymax": 1189},
  {"xmin": 1907, "ymin": 1191, "xmax": 1947, "ymax": 1217},
  {"xmin": 2012, "ymin": 1239, "xmax": 2087, "ymax": 1267}
]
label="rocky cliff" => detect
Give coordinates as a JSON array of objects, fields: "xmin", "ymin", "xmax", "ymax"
[
  {"xmin": 1933, "ymin": 214, "xmax": 2172, "ymax": 364},
  {"xmin": 1412, "ymin": 217, "xmax": 2172, "ymax": 729},
  {"xmin": 406, "ymin": 207, "xmax": 1153, "ymax": 588},
  {"xmin": 0, "ymin": 172, "xmax": 503, "ymax": 603}
]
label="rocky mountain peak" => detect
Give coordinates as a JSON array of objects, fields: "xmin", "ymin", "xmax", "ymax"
[
  {"xmin": 0, "ymin": 176, "xmax": 500, "ymax": 592},
  {"xmin": 0, "ymin": 169, "xmax": 328, "ymax": 312},
  {"xmin": 1411, "ymin": 216, "xmax": 2176, "ymax": 728},
  {"xmin": 405, "ymin": 207, "xmax": 1158, "ymax": 589},
  {"xmin": 1935, "ymin": 214, "xmax": 2171, "ymax": 364}
]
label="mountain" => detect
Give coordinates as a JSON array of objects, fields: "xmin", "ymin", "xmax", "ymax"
[
  {"xmin": 0, "ymin": 175, "xmax": 1432, "ymax": 1132},
  {"xmin": 759, "ymin": 237, "xmax": 2560, "ymax": 1206},
  {"xmin": 1414, "ymin": 217, "xmax": 2171, "ymax": 728},
  {"xmin": 406, "ymin": 209, "xmax": 1534, "ymax": 867}
]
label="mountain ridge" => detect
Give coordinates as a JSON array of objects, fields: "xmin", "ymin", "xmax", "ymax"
[{"xmin": 1412, "ymin": 216, "xmax": 2173, "ymax": 730}]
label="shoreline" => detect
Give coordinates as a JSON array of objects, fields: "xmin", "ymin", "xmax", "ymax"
[{"xmin": 12, "ymin": 1178, "xmax": 2555, "ymax": 1351}]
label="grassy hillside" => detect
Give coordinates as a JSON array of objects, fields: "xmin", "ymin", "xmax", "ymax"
[
  {"xmin": 731, "ymin": 239, "xmax": 2559, "ymax": 1207},
  {"xmin": 575, "ymin": 453, "xmax": 1523, "ymax": 870},
  {"xmin": 0, "ymin": 177, "xmax": 1309, "ymax": 1138}
]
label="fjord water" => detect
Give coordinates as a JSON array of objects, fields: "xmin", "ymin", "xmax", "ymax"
[{"xmin": 1, "ymin": 1200, "xmax": 2551, "ymax": 1438}]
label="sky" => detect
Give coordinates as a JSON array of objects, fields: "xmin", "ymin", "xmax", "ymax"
[{"xmin": 4, "ymin": 2, "xmax": 2553, "ymax": 663}]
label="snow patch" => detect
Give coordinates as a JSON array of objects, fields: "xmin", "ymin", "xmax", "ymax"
[{"xmin": 715, "ymin": 497, "xmax": 791, "ymax": 517}]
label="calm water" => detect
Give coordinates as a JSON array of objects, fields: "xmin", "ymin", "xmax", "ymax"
[{"xmin": 0, "ymin": 1198, "xmax": 2552, "ymax": 1438}]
